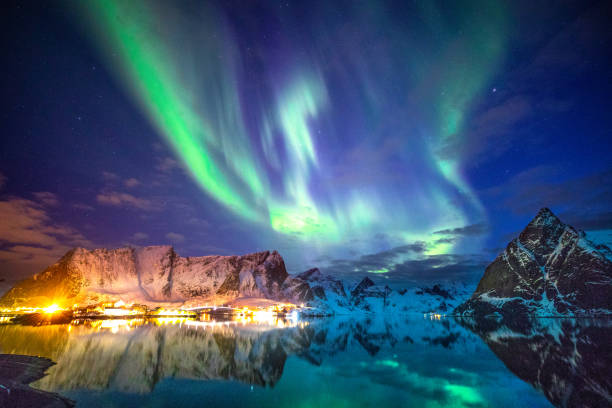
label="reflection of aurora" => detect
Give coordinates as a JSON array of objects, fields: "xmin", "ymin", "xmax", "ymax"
[
  {"xmin": 0, "ymin": 317, "xmax": 587, "ymax": 407},
  {"xmin": 72, "ymin": 0, "xmax": 508, "ymax": 255}
]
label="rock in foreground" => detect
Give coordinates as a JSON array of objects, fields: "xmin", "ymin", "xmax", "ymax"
[
  {"xmin": 456, "ymin": 208, "xmax": 612, "ymax": 317},
  {"xmin": 0, "ymin": 354, "xmax": 73, "ymax": 407}
]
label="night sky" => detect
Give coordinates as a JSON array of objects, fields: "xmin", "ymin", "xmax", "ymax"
[{"xmin": 1, "ymin": 0, "xmax": 611, "ymax": 287}]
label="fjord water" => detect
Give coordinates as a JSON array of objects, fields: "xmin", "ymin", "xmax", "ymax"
[{"xmin": 0, "ymin": 316, "xmax": 609, "ymax": 407}]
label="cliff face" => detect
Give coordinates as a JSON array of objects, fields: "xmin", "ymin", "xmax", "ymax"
[
  {"xmin": 1, "ymin": 245, "xmax": 471, "ymax": 313},
  {"xmin": 0, "ymin": 246, "xmax": 288, "ymax": 307},
  {"xmin": 456, "ymin": 208, "xmax": 612, "ymax": 317}
]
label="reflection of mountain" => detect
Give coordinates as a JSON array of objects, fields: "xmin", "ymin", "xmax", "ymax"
[
  {"xmin": 3, "ymin": 316, "xmax": 609, "ymax": 407},
  {"xmin": 460, "ymin": 318, "xmax": 612, "ymax": 408},
  {"xmin": 0, "ymin": 317, "xmax": 475, "ymax": 394},
  {"xmin": 38, "ymin": 324, "xmax": 305, "ymax": 392}
]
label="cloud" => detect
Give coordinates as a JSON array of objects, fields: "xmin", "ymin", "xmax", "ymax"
[
  {"xmin": 442, "ymin": 2, "xmax": 611, "ymax": 168},
  {"xmin": 434, "ymin": 238, "xmax": 456, "ymax": 245},
  {"xmin": 165, "ymin": 232, "xmax": 185, "ymax": 243},
  {"xmin": 0, "ymin": 197, "xmax": 93, "ymax": 280},
  {"xmin": 131, "ymin": 232, "xmax": 149, "ymax": 241},
  {"xmin": 485, "ymin": 166, "xmax": 612, "ymax": 230},
  {"xmin": 102, "ymin": 171, "xmax": 119, "ymax": 181},
  {"xmin": 124, "ymin": 178, "xmax": 140, "ymax": 188},
  {"xmin": 560, "ymin": 211, "xmax": 612, "ymax": 232},
  {"xmin": 157, "ymin": 157, "xmax": 181, "ymax": 173},
  {"xmin": 322, "ymin": 243, "xmax": 426, "ymax": 277},
  {"xmin": 330, "ymin": 137, "xmax": 407, "ymax": 185},
  {"xmin": 433, "ymin": 223, "xmax": 489, "ymax": 237},
  {"xmin": 387, "ymin": 255, "xmax": 487, "ymax": 285},
  {"xmin": 96, "ymin": 191, "xmax": 157, "ymax": 211},
  {"xmin": 524, "ymin": 1, "xmax": 611, "ymax": 81},
  {"xmin": 33, "ymin": 191, "xmax": 60, "ymax": 207},
  {"xmin": 73, "ymin": 203, "xmax": 95, "ymax": 211},
  {"xmin": 186, "ymin": 217, "xmax": 210, "ymax": 229},
  {"xmin": 321, "ymin": 243, "xmax": 487, "ymax": 287},
  {"xmin": 465, "ymin": 97, "xmax": 532, "ymax": 162}
]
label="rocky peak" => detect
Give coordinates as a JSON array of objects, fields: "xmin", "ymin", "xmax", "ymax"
[
  {"xmin": 456, "ymin": 208, "xmax": 612, "ymax": 317},
  {"xmin": 350, "ymin": 277, "xmax": 375, "ymax": 298},
  {"xmin": 528, "ymin": 207, "xmax": 561, "ymax": 227},
  {"xmin": 518, "ymin": 207, "xmax": 571, "ymax": 265},
  {"xmin": 0, "ymin": 246, "xmax": 290, "ymax": 307},
  {"xmin": 297, "ymin": 268, "xmax": 323, "ymax": 281}
]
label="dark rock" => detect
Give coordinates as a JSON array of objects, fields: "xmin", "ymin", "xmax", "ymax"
[
  {"xmin": 282, "ymin": 268, "xmax": 347, "ymax": 307},
  {"xmin": 350, "ymin": 277, "xmax": 375, "ymax": 298},
  {"xmin": 419, "ymin": 284, "xmax": 454, "ymax": 300},
  {"xmin": 459, "ymin": 318, "xmax": 612, "ymax": 408},
  {"xmin": 0, "ymin": 354, "xmax": 74, "ymax": 407},
  {"xmin": 456, "ymin": 208, "xmax": 612, "ymax": 316}
]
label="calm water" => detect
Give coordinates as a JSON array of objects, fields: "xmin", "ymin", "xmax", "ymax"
[{"xmin": 0, "ymin": 315, "xmax": 610, "ymax": 407}]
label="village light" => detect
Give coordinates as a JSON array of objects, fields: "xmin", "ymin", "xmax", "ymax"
[{"xmin": 42, "ymin": 304, "xmax": 62, "ymax": 314}]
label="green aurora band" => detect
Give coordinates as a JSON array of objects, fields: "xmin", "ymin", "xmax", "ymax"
[{"xmin": 74, "ymin": 0, "xmax": 508, "ymax": 258}]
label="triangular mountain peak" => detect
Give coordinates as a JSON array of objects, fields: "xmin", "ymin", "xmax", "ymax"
[
  {"xmin": 519, "ymin": 207, "xmax": 568, "ymax": 256},
  {"xmin": 527, "ymin": 208, "xmax": 563, "ymax": 228}
]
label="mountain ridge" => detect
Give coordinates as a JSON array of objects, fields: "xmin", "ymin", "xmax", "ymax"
[
  {"xmin": 456, "ymin": 208, "xmax": 612, "ymax": 317},
  {"xmin": 0, "ymin": 245, "xmax": 467, "ymax": 314},
  {"xmin": 0, "ymin": 246, "xmax": 289, "ymax": 308}
]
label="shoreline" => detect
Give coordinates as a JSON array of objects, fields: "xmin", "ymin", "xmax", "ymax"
[{"xmin": 0, "ymin": 354, "xmax": 73, "ymax": 407}]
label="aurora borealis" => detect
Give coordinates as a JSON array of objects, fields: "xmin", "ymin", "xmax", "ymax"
[
  {"xmin": 76, "ymin": 0, "xmax": 506, "ymax": 250},
  {"xmin": 1, "ymin": 0, "xmax": 612, "ymax": 283}
]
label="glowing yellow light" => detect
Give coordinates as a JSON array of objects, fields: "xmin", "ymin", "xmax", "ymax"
[
  {"xmin": 103, "ymin": 307, "xmax": 138, "ymax": 317},
  {"xmin": 43, "ymin": 304, "xmax": 62, "ymax": 314}
]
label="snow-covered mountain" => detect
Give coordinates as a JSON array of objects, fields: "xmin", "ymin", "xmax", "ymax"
[
  {"xmin": 287, "ymin": 271, "xmax": 471, "ymax": 315},
  {"xmin": 0, "ymin": 246, "xmax": 289, "ymax": 307},
  {"xmin": 0, "ymin": 245, "xmax": 468, "ymax": 314},
  {"xmin": 456, "ymin": 208, "xmax": 612, "ymax": 317}
]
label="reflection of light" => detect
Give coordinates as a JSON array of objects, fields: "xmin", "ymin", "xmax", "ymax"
[
  {"xmin": 152, "ymin": 308, "xmax": 195, "ymax": 317},
  {"xmin": 187, "ymin": 313, "xmax": 307, "ymax": 330},
  {"xmin": 103, "ymin": 308, "xmax": 138, "ymax": 317},
  {"xmin": 43, "ymin": 304, "xmax": 62, "ymax": 314},
  {"xmin": 100, "ymin": 319, "xmax": 130, "ymax": 333},
  {"xmin": 93, "ymin": 319, "xmax": 147, "ymax": 333},
  {"xmin": 153, "ymin": 317, "xmax": 189, "ymax": 326}
]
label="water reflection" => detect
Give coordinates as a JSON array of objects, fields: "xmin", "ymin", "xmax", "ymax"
[
  {"xmin": 460, "ymin": 317, "xmax": 612, "ymax": 408},
  {"xmin": 0, "ymin": 316, "xmax": 609, "ymax": 407},
  {"xmin": 0, "ymin": 317, "xmax": 305, "ymax": 392}
]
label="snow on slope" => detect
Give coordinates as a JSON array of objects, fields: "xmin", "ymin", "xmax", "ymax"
[
  {"xmin": 0, "ymin": 246, "xmax": 470, "ymax": 315},
  {"xmin": 456, "ymin": 208, "xmax": 612, "ymax": 317},
  {"xmin": 0, "ymin": 246, "xmax": 288, "ymax": 307}
]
